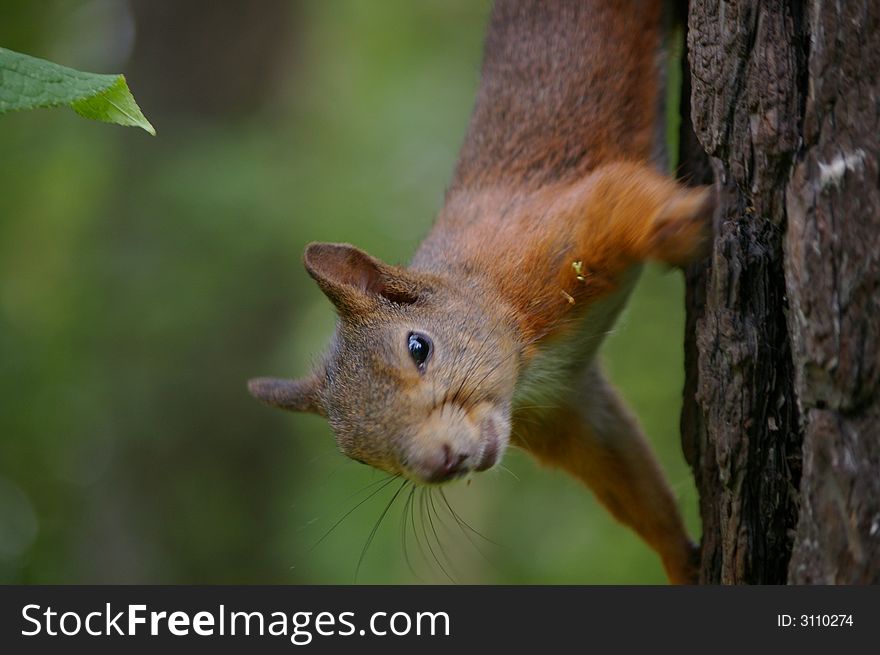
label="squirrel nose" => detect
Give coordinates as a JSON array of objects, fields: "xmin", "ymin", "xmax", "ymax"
[{"xmin": 427, "ymin": 444, "xmax": 468, "ymax": 483}]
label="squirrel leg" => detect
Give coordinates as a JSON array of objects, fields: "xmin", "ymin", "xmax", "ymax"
[
  {"xmin": 567, "ymin": 162, "xmax": 716, "ymax": 272},
  {"xmin": 513, "ymin": 364, "xmax": 698, "ymax": 584}
]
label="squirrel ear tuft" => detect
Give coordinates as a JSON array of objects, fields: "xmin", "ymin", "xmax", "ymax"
[
  {"xmin": 247, "ymin": 376, "xmax": 326, "ymax": 416},
  {"xmin": 303, "ymin": 242, "xmax": 421, "ymax": 311}
]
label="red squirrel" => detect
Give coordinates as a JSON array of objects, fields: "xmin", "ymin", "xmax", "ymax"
[{"xmin": 249, "ymin": 0, "xmax": 713, "ymax": 584}]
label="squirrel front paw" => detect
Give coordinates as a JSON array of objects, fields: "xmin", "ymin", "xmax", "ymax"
[
  {"xmin": 580, "ymin": 162, "xmax": 717, "ymax": 270},
  {"xmin": 649, "ymin": 185, "xmax": 716, "ymax": 267},
  {"xmin": 663, "ymin": 539, "xmax": 701, "ymax": 585}
]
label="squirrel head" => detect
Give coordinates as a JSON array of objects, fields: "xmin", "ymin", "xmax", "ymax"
[{"xmin": 249, "ymin": 242, "xmax": 520, "ymax": 484}]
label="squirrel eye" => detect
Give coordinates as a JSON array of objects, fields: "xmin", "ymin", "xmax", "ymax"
[{"xmin": 407, "ymin": 332, "xmax": 433, "ymax": 372}]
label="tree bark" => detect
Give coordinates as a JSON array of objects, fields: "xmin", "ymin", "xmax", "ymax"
[{"xmin": 681, "ymin": 0, "xmax": 880, "ymax": 584}]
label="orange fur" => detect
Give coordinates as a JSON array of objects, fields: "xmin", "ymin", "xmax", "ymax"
[
  {"xmin": 250, "ymin": 0, "xmax": 714, "ymax": 583},
  {"xmin": 418, "ymin": 162, "xmax": 713, "ymax": 348},
  {"xmin": 513, "ymin": 366, "xmax": 699, "ymax": 584}
]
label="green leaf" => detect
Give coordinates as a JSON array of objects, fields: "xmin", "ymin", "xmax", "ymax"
[{"xmin": 0, "ymin": 47, "xmax": 155, "ymax": 135}]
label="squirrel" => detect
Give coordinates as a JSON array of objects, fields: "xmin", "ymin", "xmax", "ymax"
[{"xmin": 249, "ymin": 0, "xmax": 714, "ymax": 584}]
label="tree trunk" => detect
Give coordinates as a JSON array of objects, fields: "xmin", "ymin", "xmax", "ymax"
[{"xmin": 680, "ymin": 0, "xmax": 880, "ymax": 584}]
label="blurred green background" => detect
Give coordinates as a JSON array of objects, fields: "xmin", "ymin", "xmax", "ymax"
[{"xmin": 0, "ymin": 0, "xmax": 697, "ymax": 584}]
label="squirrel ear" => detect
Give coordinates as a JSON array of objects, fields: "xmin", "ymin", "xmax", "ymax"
[
  {"xmin": 303, "ymin": 242, "xmax": 421, "ymax": 312},
  {"xmin": 247, "ymin": 376, "xmax": 326, "ymax": 416}
]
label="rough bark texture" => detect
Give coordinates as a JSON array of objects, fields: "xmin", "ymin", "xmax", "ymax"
[{"xmin": 681, "ymin": 0, "xmax": 880, "ymax": 584}]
